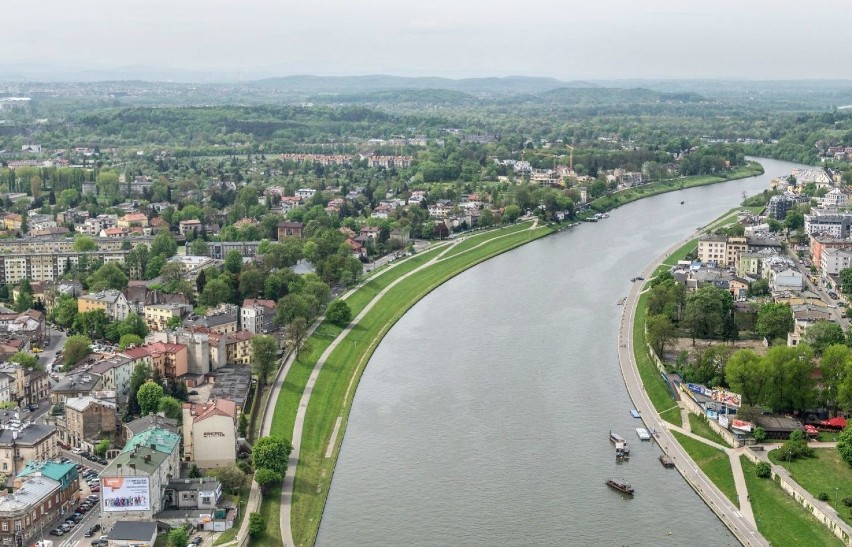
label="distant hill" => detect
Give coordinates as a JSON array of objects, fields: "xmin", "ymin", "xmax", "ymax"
[
  {"xmin": 308, "ymin": 88, "xmax": 481, "ymax": 107},
  {"xmin": 538, "ymin": 87, "xmax": 705, "ymax": 105}
]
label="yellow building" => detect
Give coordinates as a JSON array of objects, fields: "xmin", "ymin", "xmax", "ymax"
[
  {"xmin": 77, "ymin": 290, "xmax": 131, "ymax": 321},
  {"xmin": 144, "ymin": 303, "xmax": 191, "ymax": 331}
]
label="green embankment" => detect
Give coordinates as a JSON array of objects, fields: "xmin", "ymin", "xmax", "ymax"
[
  {"xmin": 585, "ymin": 163, "xmax": 764, "ymax": 215},
  {"xmin": 672, "ymin": 431, "xmax": 737, "ymax": 504},
  {"xmin": 769, "ymin": 448, "xmax": 852, "ymax": 526},
  {"xmin": 741, "ymin": 456, "xmax": 845, "ymax": 546},
  {"xmin": 256, "ymin": 222, "xmax": 553, "ymax": 546},
  {"xmin": 687, "ymin": 414, "xmax": 729, "ymax": 446},
  {"xmin": 633, "ymin": 291, "xmax": 682, "ymax": 427}
]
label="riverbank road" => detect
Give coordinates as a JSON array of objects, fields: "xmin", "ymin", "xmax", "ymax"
[{"xmin": 617, "ymin": 234, "xmax": 769, "ymax": 547}]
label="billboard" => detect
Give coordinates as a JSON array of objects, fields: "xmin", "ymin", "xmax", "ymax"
[{"xmin": 101, "ymin": 476, "xmax": 151, "ymax": 512}]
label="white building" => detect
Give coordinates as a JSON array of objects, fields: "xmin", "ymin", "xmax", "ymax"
[
  {"xmin": 821, "ymin": 248, "xmax": 852, "ymax": 276},
  {"xmin": 181, "ymin": 398, "xmax": 238, "ymax": 468},
  {"xmin": 821, "ymin": 188, "xmax": 849, "ymax": 209},
  {"xmin": 240, "ymin": 299, "xmax": 276, "ymax": 334}
]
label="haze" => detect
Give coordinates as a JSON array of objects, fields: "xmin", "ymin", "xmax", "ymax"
[{"xmin": 3, "ymin": 0, "xmax": 852, "ymax": 81}]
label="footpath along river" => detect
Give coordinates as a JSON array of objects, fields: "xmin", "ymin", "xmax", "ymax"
[{"xmin": 317, "ymin": 158, "xmax": 810, "ymax": 546}]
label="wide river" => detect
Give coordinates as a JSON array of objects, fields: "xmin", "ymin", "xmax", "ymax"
[{"xmin": 318, "ymin": 158, "xmax": 807, "ymax": 546}]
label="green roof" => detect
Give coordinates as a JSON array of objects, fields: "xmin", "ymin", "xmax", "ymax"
[
  {"xmin": 122, "ymin": 427, "xmax": 180, "ymax": 455},
  {"xmin": 18, "ymin": 461, "xmax": 78, "ymax": 489},
  {"xmin": 104, "ymin": 447, "xmax": 167, "ymax": 476}
]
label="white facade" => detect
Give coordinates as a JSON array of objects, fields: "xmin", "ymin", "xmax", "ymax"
[
  {"xmin": 821, "ymin": 248, "xmax": 852, "ymax": 276},
  {"xmin": 821, "ymin": 188, "xmax": 848, "ymax": 209},
  {"xmin": 771, "ymin": 268, "xmax": 804, "ymax": 292}
]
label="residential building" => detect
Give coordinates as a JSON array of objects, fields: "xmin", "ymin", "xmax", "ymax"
[
  {"xmin": 768, "ymin": 193, "xmax": 809, "ymax": 220},
  {"xmin": 77, "ymin": 290, "xmax": 132, "ymax": 321},
  {"xmin": 117, "ymin": 213, "xmax": 148, "ymax": 229},
  {"xmin": 144, "ymin": 303, "xmax": 192, "ymax": 332},
  {"xmin": 0, "ymin": 423, "xmax": 58, "ymax": 476},
  {"xmin": 123, "ymin": 343, "xmax": 188, "ymax": 380},
  {"xmin": 295, "ymin": 188, "xmax": 316, "ymax": 200},
  {"xmin": 99, "ymin": 427, "xmax": 181, "ymax": 527},
  {"xmin": 240, "ymin": 299, "xmax": 275, "ymax": 334},
  {"xmin": 0, "ymin": 476, "xmax": 65, "ymax": 546},
  {"xmin": 206, "ymin": 241, "xmax": 261, "ymax": 260},
  {"xmin": 164, "ymin": 478, "xmax": 222, "ymax": 510},
  {"xmin": 61, "ymin": 396, "xmax": 118, "ymax": 449},
  {"xmin": 821, "ymin": 187, "xmax": 848, "ymax": 208},
  {"xmin": 182, "ymin": 398, "xmax": 238, "ymax": 468},
  {"xmin": 0, "ymin": 251, "xmax": 130, "ymax": 284},
  {"xmin": 178, "ymin": 219, "xmax": 202, "ymax": 236},
  {"xmin": 89, "ymin": 354, "xmax": 134, "ymax": 404},
  {"xmin": 184, "ymin": 304, "xmax": 238, "ymax": 334},
  {"xmin": 804, "ymin": 213, "xmax": 852, "ymax": 238},
  {"xmin": 123, "ymin": 414, "xmax": 179, "ymax": 445},
  {"xmin": 15, "ymin": 367, "xmax": 49, "ymax": 406},
  {"xmin": 50, "ymin": 371, "xmax": 103, "ymax": 404},
  {"xmin": 0, "ymin": 373, "xmax": 12, "ymax": 406},
  {"xmin": 821, "ymin": 248, "xmax": 852, "ymax": 276},
  {"xmin": 146, "ymin": 329, "xmax": 211, "ymax": 376},
  {"xmin": 277, "ymin": 221, "xmax": 304, "ymax": 240}
]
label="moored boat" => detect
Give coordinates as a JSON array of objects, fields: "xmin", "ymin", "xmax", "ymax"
[
  {"xmin": 606, "ymin": 479, "xmax": 635, "ymax": 496},
  {"xmin": 636, "ymin": 428, "xmax": 651, "ymax": 441},
  {"xmin": 659, "ymin": 454, "xmax": 675, "ymax": 468}
]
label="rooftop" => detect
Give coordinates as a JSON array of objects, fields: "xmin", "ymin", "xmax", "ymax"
[
  {"xmin": 108, "ymin": 520, "xmax": 158, "ymax": 542},
  {"xmin": 122, "ymin": 427, "xmax": 181, "ymax": 455},
  {"xmin": 0, "ymin": 423, "xmax": 56, "ymax": 446},
  {"xmin": 0, "ymin": 477, "xmax": 59, "ymax": 512}
]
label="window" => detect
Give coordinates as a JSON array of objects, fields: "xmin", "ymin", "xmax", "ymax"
[{"xmin": 1, "ymin": 522, "xmax": 7, "ymax": 531}]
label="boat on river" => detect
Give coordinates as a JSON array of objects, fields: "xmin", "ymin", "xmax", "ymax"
[
  {"xmin": 606, "ymin": 479, "xmax": 635, "ymax": 496},
  {"xmin": 636, "ymin": 428, "xmax": 651, "ymax": 441},
  {"xmin": 659, "ymin": 454, "xmax": 675, "ymax": 468}
]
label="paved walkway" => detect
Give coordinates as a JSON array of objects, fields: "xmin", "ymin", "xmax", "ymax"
[
  {"xmin": 728, "ymin": 448, "xmax": 756, "ymax": 526},
  {"xmin": 617, "ymin": 233, "xmax": 768, "ymax": 546}
]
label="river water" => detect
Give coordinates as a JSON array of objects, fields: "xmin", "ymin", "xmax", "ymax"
[{"xmin": 318, "ymin": 158, "xmax": 806, "ymax": 546}]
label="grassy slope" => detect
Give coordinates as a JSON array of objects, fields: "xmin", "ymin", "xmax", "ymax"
[
  {"xmin": 633, "ymin": 292, "xmax": 682, "ymax": 426},
  {"xmin": 769, "ymin": 447, "xmax": 852, "ymax": 526},
  {"xmin": 741, "ymin": 456, "xmax": 844, "ymax": 547},
  {"xmin": 688, "ymin": 413, "xmax": 729, "ymax": 447},
  {"xmin": 672, "ymin": 431, "xmax": 737, "ymax": 504},
  {"xmin": 285, "ymin": 224, "xmax": 554, "ymax": 546}
]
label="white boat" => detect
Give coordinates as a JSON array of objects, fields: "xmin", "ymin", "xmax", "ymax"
[{"xmin": 636, "ymin": 428, "xmax": 651, "ymax": 441}]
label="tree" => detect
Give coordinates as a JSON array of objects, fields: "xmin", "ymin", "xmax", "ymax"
[
  {"xmin": 118, "ymin": 334, "xmax": 143, "ymax": 350},
  {"xmin": 822, "ymin": 344, "xmax": 851, "ymax": 413},
  {"xmin": 752, "ymin": 427, "xmax": 767, "ymax": 443},
  {"xmin": 252, "ymin": 335, "xmax": 278, "ymax": 392},
  {"xmin": 756, "ymin": 302, "xmax": 794, "ymax": 343},
  {"xmin": 803, "ymin": 321, "xmax": 846, "ymax": 355},
  {"xmin": 285, "ymin": 316, "xmax": 309, "ymax": 358},
  {"xmin": 157, "ymin": 396, "xmax": 182, "ymax": 421},
  {"xmin": 842, "ymin": 268, "xmax": 852, "ymax": 295},
  {"xmin": 14, "ymin": 280, "xmax": 33, "ymax": 312},
  {"xmin": 94, "ymin": 439, "xmax": 109, "ymax": 457},
  {"xmin": 50, "ymin": 294, "xmax": 78, "ymax": 328},
  {"xmin": 225, "ymin": 250, "xmax": 243, "ymax": 275},
  {"xmin": 248, "ymin": 513, "xmax": 264, "ymax": 537},
  {"xmin": 275, "ymin": 294, "xmax": 311, "ymax": 326},
  {"xmin": 167, "ymin": 527, "xmax": 189, "ymax": 547},
  {"xmin": 503, "ymin": 204, "xmax": 522, "ymax": 222},
  {"xmin": 755, "ymin": 461, "xmax": 772, "ymax": 478},
  {"xmin": 839, "ymin": 425, "xmax": 852, "ymax": 466},
  {"xmin": 137, "ymin": 380, "xmax": 165, "ymax": 416},
  {"xmin": 238, "ymin": 413, "xmax": 249, "ymax": 437},
  {"xmin": 125, "ymin": 363, "xmax": 151, "ymax": 419},
  {"xmin": 252, "ymin": 436, "xmax": 292, "ymax": 475},
  {"xmin": 87, "ymin": 262, "xmax": 129, "ymax": 292},
  {"xmin": 684, "ymin": 285, "xmax": 732, "ymax": 341},
  {"xmin": 325, "ymin": 300, "xmax": 352, "ymax": 326},
  {"xmin": 209, "ymin": 465, "xmax": 246, "ymax": 494},
  {"xmin": 63, "ymin": 335, "xmax": 92, "ymax": 370},
  {"xmin": 188, "ymin": 464, "xmax": 201, "ymax": 478},
  {"xmin": 166, "ymin": 316, "xmax": 183, "ymax": 329},
  {"xmin": 190, "ymin": 238, "xmax": 209, "ymax": 256},
  {"xmin": 150, "ymin": 231, "xmax": 178, "ymax": 259},
  {"xmin": 254, "ymin": 467, "xmax": 282, "ymax": 492},
  {"xmin": 749, "ymin": 278, "xmax": 770, "ymax": 297},
  {"xmin": 200, "ymin": 278, "xmax": 231, "ymax": 307},
  {"xmin": 72, "ymin": 235, "xmax": 97, "ymax": 252},
  {"xmin": 239, "ymin": 268, "xmax": 265, "ymax": 299},
  {"xmin": 646, "ymin": 314, "xmax": 676, "ymax": 357},
  {"xmin": 725, "ymin": 349, "xmax": 767, "ymax": 407},
  {"xmin": 763, "ymin": 345, "xmax": 815, "ymax": 413},
  {"xmin": 10, "ymin": 351, "xmax": 40, "ymax": 371},
  {"xmin": 158, "ymin": 262, "xmax": 185, "ymax": 291},
  {"xmin": 72, "ymin": 310, "xmax": 110, "ymax": 340}
]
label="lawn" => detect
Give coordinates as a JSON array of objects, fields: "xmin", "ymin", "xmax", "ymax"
[
  {"xmin": 769, "ymin": 447, "xmax": 852, "ymax": 525},
  {"xmin": 672, "ymin": 431, "xmax": 737, "ymax": 504},
  {"xmin": 741, "ymin": 456, "xmax": 845, "ymax": 547},
  {"xmin": 439, "ymin": 221, "xmax": 533, "ymax": 259},
  {"xmin": 275, "ymin": 222, "xmax": 554, "ymax": 546},
  {"xmin": 248, "ymin": 484, "xmax": 283, "ymax": 547},
  {"xmin": 688, "ymin": 413, "xmax": 729, "ymax": 447},
  {"xmin": 633, "ymin": 292, "xmax": 682, "ymax": 427}
]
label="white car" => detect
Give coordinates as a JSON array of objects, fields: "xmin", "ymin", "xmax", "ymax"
[{"xmin": 72, "ymin": 447, "xmax": 84, "ymax": 454}]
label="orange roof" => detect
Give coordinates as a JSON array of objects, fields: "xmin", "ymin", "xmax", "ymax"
[
  {"xmin": 186, "ymin": 398, "xmax": 237, "ymax": 423},
  {"xmin": 120, "ymin": 213, "xmax": 148, "ymax": 222},
  {"xmin": 242, "ymin": 298, "xmax": 276, "ymax": 309}
]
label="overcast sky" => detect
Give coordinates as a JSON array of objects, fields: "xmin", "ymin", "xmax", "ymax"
[{"xmin": 3, "ymin": 0, "xmax": 851, "ymax": 81}]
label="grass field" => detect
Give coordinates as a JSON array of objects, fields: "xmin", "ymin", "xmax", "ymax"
[
  {"xmin": 688, "ymin": 413, "xmax": 729, "ymax": 447},
  {"xmin": 257, "ymin": 222, "xmax": 554, "ymax": 546},
  {"xmin": 769, "ymin": 447, "xmax": 852, "ymax": 525},
  {"xmin": 741, "ymin": 456, "xmax": 845, "ymax": 546},
  {"xmin": 672, "ymin": 431, "xmax": 737, "ymax": 504},
  {"xmin": 633, "ymin": 292, "xmax": 682, "ymax": 427}
]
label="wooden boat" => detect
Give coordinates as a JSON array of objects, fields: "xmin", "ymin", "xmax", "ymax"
[
  {"xmin": 659, "ymin": 454, "xmax": 675, "ymax": 468},
  {"xmin": 606, "ymin": 479, "xmax": 635, "ymax": 496},
  {"xmin": 609, "ymin": 431, "xmax": 626, "ymax": 444}
]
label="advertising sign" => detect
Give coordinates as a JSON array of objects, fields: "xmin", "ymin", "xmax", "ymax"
[
  {"xmin": 718, "ymin": 415, "xmax": 730, "ymax": 429},
  {"xmin": 101, "ymin": 476, "xmax": 151, "ymax": 512},
  {"xmin": 731, "ymin": 419, "xmax": 753, "ymax": 433}
]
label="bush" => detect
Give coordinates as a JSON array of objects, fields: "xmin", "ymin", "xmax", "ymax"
[
  {"xmin": 237, "ymin": 460, "xmax": 252, "ymax": 475},
  {"xmin": 325, "ymin": 300, "xmax": 352, "ymax": 326},
  {"xmin": 248, "ymin": 512, "xmax": 264, "ymax": 537},
  {"xmin": 755, "ymin": 461, "xmax": 772, "ymax": 478},
  {"xmin": 752, "ymin": 427, "xmax": 767, "ymax": 443},
  {"xmin": 842, "ymin": 496, "xmax": 852, "ymax": 507},
  {"xmin": 818, "ymin": 492, "xmax": 830, "ymax": 502},
  {"xmin": 776, "ymin": 439, "xmax": 814, "ymax": 462}
]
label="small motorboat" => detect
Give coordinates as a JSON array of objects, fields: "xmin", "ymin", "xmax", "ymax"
[{"xmin": 606, "ymin": 479, "xmax": 635, "ymax": 496}]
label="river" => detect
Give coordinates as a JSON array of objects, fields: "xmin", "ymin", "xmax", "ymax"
[{"xmin": 317, "ymin": 158, "xmax": 806, "ymax": 546}]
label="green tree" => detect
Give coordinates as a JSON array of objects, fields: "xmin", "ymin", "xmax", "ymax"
[
  {"xmin": 821, "ymin": 344, "xmax": 851, "ymax": 413},
  {"xmin": 251, "ymin": 436, "xmax": 292, "ymax": 475},
  {"xmin": 125, "ymin": 363, "xmax": 151, "ymax": 418},
  {"xmin": 748, "ymin": 278, "xmax": 770, "ymax": 297},
  {"xmin": 646, "ymin": 314, "xmax": 677, "ymax": 357},
  {"xmin": 87, "ymin": 262, "xmax": 129, "ymax": 292},
  {"xmin": 200, "ymin": 278, "xmax": 231, "ymax": 307},
  {"xmin": 254, "ymin": 467, "xmax": 282, "ymax": 493},
  {"xmin": 190, "ymin": 238, "xmax": 209, "ymax": 256},
  {"xmin": 838, "ymin": 425, "xmax": 852, "ymax": 466},
  {"xmin": 72, "ymin": 310, "xmax": 110, "ymax": 339},
  {"xmin": 684, "ymin": 285, "xmax": 732, "ymax": 341},
  {"xmin": 238, "ymin": 413, "xmax": 249, "ymax": 437},
  {"xmin": 251, "ymin": 335, "xmax": 278, "ymax": 392},
  {"xmin": 842, "ymin": 268, "xmax": 852, "ymax": 295},
  {"xmin": 752, "ymin": 427, "xmax": 767, "ymax": 443},
  {"xmin": 50, "ymin": 294, "xmax": 78, "ymax": 328},
  {"xmin": 239, "ymin": 268, "xmax": 265, "ymax": 299},
  {"xmin": 188, "ymin": 464, "xmax": 201, "ymax": 478},
  {"xmin": 157, "ymin": 396, "xmax": 182, "ymax": 421},
  {"xmin": 14, "ymin": 280, "xmax": 33, "ymax": 312},
  {"xmin": 763, "ymin": 345, "xmax": 815, "ymax": 413},
  {"xmin": 275, "ymin": 294, "xmax": 310, "ymax": 326},
  {"xmin": 755, "ymin": 461, "xmax": 772, "ymax": 478},
  {"xmin": 166, "ymin": 316, "xmax": 183, "ymax": 329},
  {"xmin": 725, "ymin": 349, "xmax": 767, "ymax": 407},
  {"xmin": 167, "ymin": 527, "xmax": 189, "ymax": 547},
  {"xmin": 10, "ymin": 351, "xmax": 40, "ymax": 371},
  {"xmin": 285, "ymin": 316, "xmax": 309, "ymax": 357},
  {"xmin": 756, "ymin": 302, "xmax": 794, "ymax": 343},
  {"xmin": 225, "ymin": 250, "xmax": 243, "ymax": 275},
  {"xmin": 94, "ymin": 439, "xmax": 109, "ymax": 457},
  {"xmin": 503, "ymin": 204, "xmax": 522, "ymax": 223},
  {"xmin": 209, "ymin": 465, "xmax": 246, "ymax": 494},
  {"xmin": 72, "ymin": 235, "xmax": 97, "ymax": 252},
  {"xmin": 118, "ymin": 334, "xmax": 143, "ymax": 350},
  {"xmin": 325, "ymin": 300, "xmax": 352, "ymax": 326},
  {"xmin": 803, "ymin": 321, "xmax": 846, "ymax": 355},
  {"xmin": 150, "ymin": 231, "xmax": 178, "ymax": 259},
  {"xmin": 137, "ymin": 380, "xmax": 165, "ymax": 416},
  {"xmin": 248, "ymin": 513, "xmax": 264, "ymax": 537},
  {"xmin": 62, "ymin": 335, "xmax": 92, "ymax": 370}
]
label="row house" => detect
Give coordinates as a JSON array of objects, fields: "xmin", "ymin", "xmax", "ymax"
[
  {"xmin": 50, "ymin": 371, "xmax": 103, "ymax": 405},
  {"xmin": 89, "ymin": 353, "xmax": 133, "ymax": 404},
  {"xmin": 60, "ymin": 396, "xmax": 118, "ymax": 449},
  {"xmin": 0, "ymin": 423, "xmax": 58, "ymax": 476},
  {"xmin": 123, "ymin": 342, "xmax": 188, "ymax": 381},
  {"xmin": 0, "ymin": 476, "xmax": 66, "ymax": 546}
]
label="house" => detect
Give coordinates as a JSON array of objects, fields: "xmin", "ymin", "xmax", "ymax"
[
  {"xmin": 123, "ymin": 342, "xmax": 188, "ymax": 381},
  {"xmin": 50, "ymin": 371, "xmax": 104, "ymax": 404},
  {"xmin": 0, "ymin": 423, "xmax": 58, "ymax": 476},
  {"xmin": 178, "ymin": 219, "xmax": 202, "ymax": 236},
  {"xmin": 164, "ymin": 478, "xmax": 222, "ymax": 509},
  {"xmin": 117, "ymin": 212, "xmax": 149, "ymax": 229},
  {"xmin": 389, "ymin": 228, "xmax": 410, "ymax": 246},
  {"xmin": 184, "ymin": 304, "xmax": 239, "ymax": 334},
  {"xmin": 240, "ymin": 299, "xmax": 276, "ymax": 334},
  {"xmin": 295, "ymin": 188, "xmax": 316, "ymax": 200},
  {"xmin": 59, "ymin": 396, "xmax": 118, "ymax": 450},
  {"xmin": 359, "ymin": 226, "xmax": 381, "ymax": 241},
  {"xmin": 0, "ymin": 476, "xmax": 68, "ymax": 546},
  {"xmin": 123, "ymin": 414, "xmax": 179, "ymax": 445},
  {"xmin": 89, "ymin": 354, "xmax": 134, "ymax": 404},
  {"xmin": 144, "ymin": 303, "xmax": 193, "ymax": 332},
  {"xmin": 182, "ymin": 398, "xmax": 238, "ymax": 468},
  {"xmin": 78, "ymin": 290, "xmax": 132, "ymax": 321},
  {"xmin": 100, "ymin": 226, "xmax": 129, "ymax": 238},
  {"xmin": 277, "ymin": 221, "xmax": 304, "ymax": 240}
]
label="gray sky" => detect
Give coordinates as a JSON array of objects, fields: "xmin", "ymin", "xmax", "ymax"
[{"xmin": 3, "ymin": 0, "xmax": 851, "ymax": 80}]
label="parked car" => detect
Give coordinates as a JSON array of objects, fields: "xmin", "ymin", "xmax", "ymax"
[
  {"xmin": 50, "ymin": 529, "xmax": 64, "ymax": 536},
  {"xmin": 27, "ymin": 403, "xmax": 38, "ymax": 411},
  {"xmin": 60, "ymin": 523, "xmax": 72, "ymax": 532},
  {"xmin": 90, "ymin": 486, "xmax": 100, "ymax": 492},
  {"xmin": 84, "ymin": 524, "xmax": 101, "ymax": 537},
  {"xmin": 91, "ymin": 540, "xmax": 108, "ymax": 547},
  {"xmin": 191, "ymin": 537, "xmax": 203, "ymax": 545}
]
